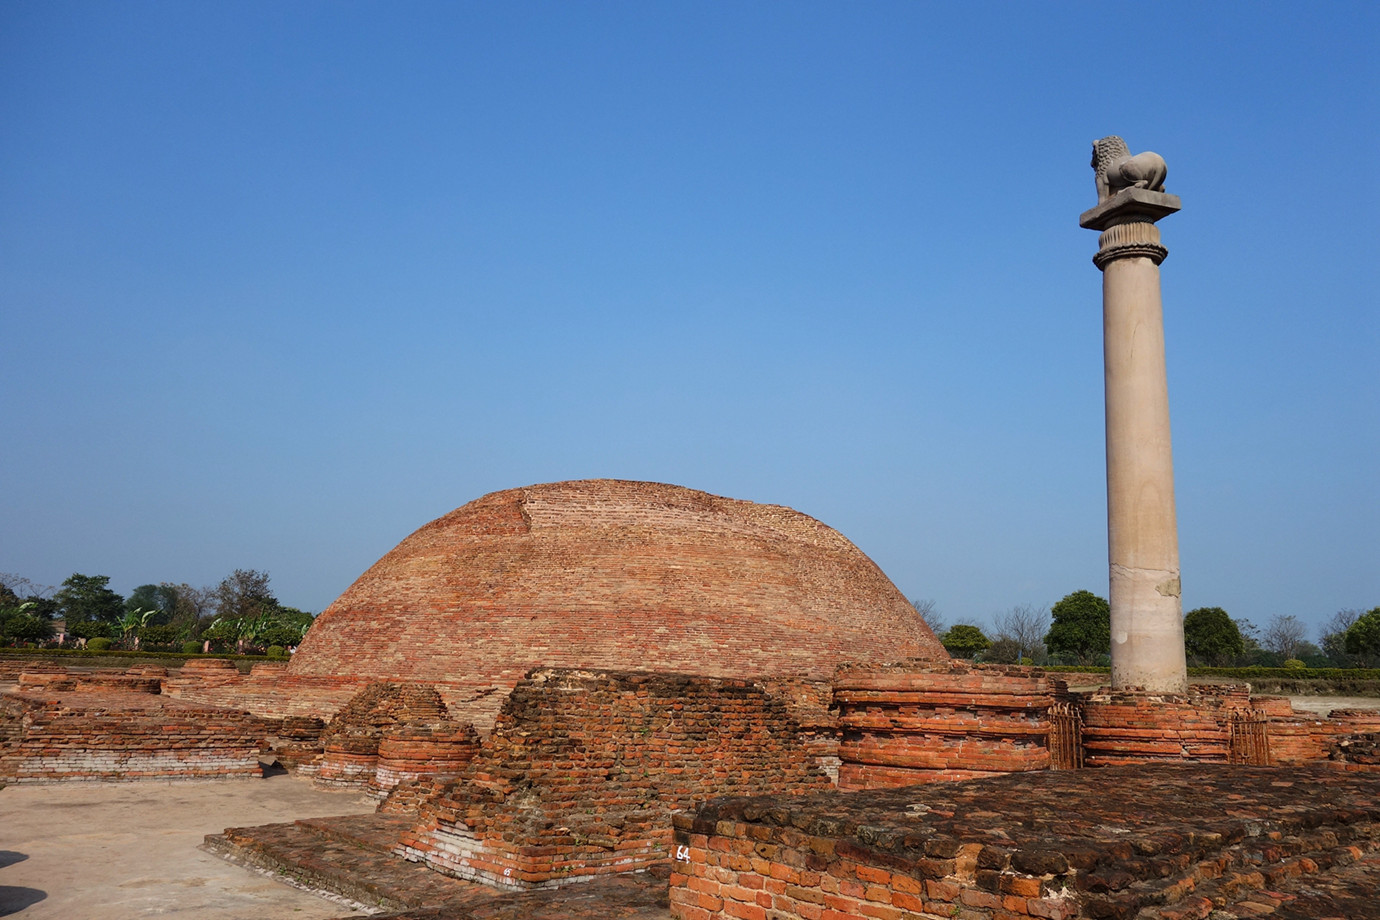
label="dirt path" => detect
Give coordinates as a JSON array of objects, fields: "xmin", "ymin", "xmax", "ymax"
[
  {"xmin": 0, "ymin": 775, "xmax": 373, "ymax": 919},
  {"xmin": 1286, "ymin": 695, "xmax": 1380, "ymax": 716}
]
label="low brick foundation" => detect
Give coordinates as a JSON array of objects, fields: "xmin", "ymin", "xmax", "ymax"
[
  {"xmin": 0, "ymin": 690, "xmax": 266, "ymax": 783},
  {"xmin": 669, "ymin": 764, "xmax": 1380, "ymax": 920},
  {"xmin": 398, "ymin": 668, "xmax": 832, "ymax": 891},
  {"xmin": 1263, "ymin": 703, "xmax": 1380, "ymax": 766},
  {"xmin": 833, "ymin": 661, "xmax": 1054, "ymax": 789},
  {"xmin": 1080, "ymin": 685, "xmax": 1261, "ymax": 766},
  {"xmin": 308, "ymin": 682, "xmax": 456, "ymax": 792},
  {"xmin": 370, "ymin": 722, "xmax": 481, "ymax": 800}
]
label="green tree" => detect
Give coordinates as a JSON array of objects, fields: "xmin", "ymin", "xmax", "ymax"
[
  {"xmin": 941, "ymin": 624, "xmax": 990, "ymax": 659},
  {"xmin": 1182, "ymin": 607, "xmax": 1243, "ymax": 666},
  {"xmin": 55, "ymin": 574, "xmax": 124, "ymax": 639},
  {"xmin": 1344, "ymin": 607, "xmax": 1380, "ymax": 662},
  {"xmin": 259, "ymin": 606, "xmax": 314, "ymax": 648},
  {"xmin": 159, "ymin": 582, "xmax": 214, "ymax": 637},
  {"xmin": 1321, "ymin": 609, "xmax": 1365, "ymax": 667},
  {"xmin": 211, "ymin": 569, "xmax": 277, "ymax": 621},
  {"xmin": 124, "ymin": 584, "xmax": 178, "ymax": 626},
  {"xmin": 1, "ymin": 603, "xmax": 57, "ymax": 643},
  {"xmin": 21, "ymin": 595, "xmax": 60, "ymax": 619},
  {"xmin": 981, "ymin": 636, "xmax": 1023, "ymax": 664},
  {"xmin": 1044, "ymin": 590, "xmax": 1110, "ymax": 665}
]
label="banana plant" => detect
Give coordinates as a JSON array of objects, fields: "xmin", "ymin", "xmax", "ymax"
[{"xmin": 119, "ymin": 607, "xmax": 158, "ymax": 649}]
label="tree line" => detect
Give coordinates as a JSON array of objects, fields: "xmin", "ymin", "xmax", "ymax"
[
  {"xmin": 913, "ymin": 593, "xmax": 1380, "ymax": 669},
  {"xmin": 0, "ymin": 570, "xmax": 314, "ymax": 654}
]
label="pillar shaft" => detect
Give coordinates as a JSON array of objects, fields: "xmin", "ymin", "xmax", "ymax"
[
  {"xmin": 1101, "ymin": 243, "xmax": 1186, "ymax": 692},
  {"xmin": 1080, "ymin": 173, "xmax": 1188, "ymax": 695}
]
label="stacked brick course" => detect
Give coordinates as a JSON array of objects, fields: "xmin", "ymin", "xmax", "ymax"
[
  {"xmin": 397, "ymin": 668, "xmax": 832, "ymax": 890},
  {"xmin": 0, "ymin": 690, "xmax": 266, "ymax": 783},
  {"xmin": 261, "ymin": 715, "xmax": 327, "ymax": 771},
  {"xmin": 289, "ymin": 480, "xmax": 945, "ymax": 700},
  {"xmin": 165, "ymin": 664, "xmax": 371, "ymax": 725},
  {"xmin": 833, "ymin": 661, "xmax": 1052, "ymax": 789},
  {"xmin": 310, "ymin": 682, "xmax": 453, "ymax": 792},
  {"xmin": 669, "ymin": 764, "xmax": 1380, "ymax": 920},
  {"xmin": 1080, "ymin": 685, "xmax": 1258, "ymax": 766},
  {"xmin": 370, "ymin": 722, "xmax": 481, "ymax": 800}
]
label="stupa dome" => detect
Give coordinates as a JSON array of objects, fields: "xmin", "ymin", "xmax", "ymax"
[{"xmin": 289, "ymin": 480, "xmax": 945, "ymax": 687}]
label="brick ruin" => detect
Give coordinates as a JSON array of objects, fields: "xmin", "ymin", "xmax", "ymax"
[
  {"xmin": 3, "ymin": 481, "xmax": 1378, "ymax": 916},
  {"xmin": 285, "ymin": 480, "xmax": 947, "ymax": 702},
  {"xmin": 396, "ymin": 668, "xmax": 833, "ymax": 890},
  {"xmin": 0, "ymin": 679, "xmax": 267, "ymax": 783},
  {"xmin": 830, "ymin": 661, "xmax": 1380, "ymax": 790},
  {"xmin": 669, "ymin": 764, "xmax": 1380, "ymax": 920},
  {"xmin": 834, "ymin": 661, "xmax": 1053, "ymax": 789},
  {"xmin": 5, "ymin": 656, "xmax": 1380, "ymax": 918}
]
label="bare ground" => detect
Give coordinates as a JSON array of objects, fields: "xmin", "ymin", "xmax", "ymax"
[{"xmin": 0, "ymin": 775, "xmax": 373, "ymax": 919}]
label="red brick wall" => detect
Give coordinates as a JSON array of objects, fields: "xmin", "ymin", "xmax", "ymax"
[
  {"xmin": 670, "ymin": 765, "xmax": 1380, "ymax": 920},
  {"xmin": 306, "ymin": 682, "xmax": 464, "ymax": 793},
  {"xmin": 1080, "ymin": 686, "xmax": 1255, "ymax": 766},
  {"xmin": 290, "ymin": 481, "xmax": 946, "ymax": 691},
  {"xmin": 0, "ymin": 691, "xmax": 266, "ymax": 783},
  {"xmin": 1268, "ymin": 707, "xmax": 1380, "ymax": 766},
  {"xmin": 370, "ymin": 722, "xmax": 480, "ymax": 800},
  {"xmin": 834, "ymin": 661, "xmax": 1053, "ymax": 789},
  {"xmin": 397, "ymin": 667, "xmax": 832, "ymax": 890}
]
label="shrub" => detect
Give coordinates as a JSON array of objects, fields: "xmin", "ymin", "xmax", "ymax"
[
  {"xmin": 1284, "ymin": 658, "xmax": 1306, "ymax": 670},
  {"xmin": 140, "ymin": 624, "xmax": 180, "ymax": 647},
  {"xmin": 266, "ymin": 645, "xmax": 288, "ymax": 660},
  {"xmin": 181, "ymin": 640, "xmax": 202, "ymax": 655},
  {"xmin": 86, "ymin": 637, "xmax": 113, "ymax": 651}
]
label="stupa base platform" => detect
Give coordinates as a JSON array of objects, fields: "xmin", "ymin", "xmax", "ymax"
[{"xmin": 204, "ymin": 813, "xmax": 672, "ymax": 919}]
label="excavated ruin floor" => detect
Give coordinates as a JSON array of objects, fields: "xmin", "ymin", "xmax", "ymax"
[
  {"xmin": 680, "ymin": 763, "xmax": 1380, "ymax": 920},
  {"xmin": 0, "ymin": 774, "xmax": 374, "ymax": 919},
  {"xmin": 198, "ymin": 765, "xmax": 1380, "ymax": 920},
  {"xmin": 2, "ymin": 766, "xmax": 1378, "ymax": 919}
]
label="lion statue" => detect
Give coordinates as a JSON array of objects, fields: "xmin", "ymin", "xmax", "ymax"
[{"xmin": 1091, "ymin": 136, "xmax": 1168, "ymax": 203}]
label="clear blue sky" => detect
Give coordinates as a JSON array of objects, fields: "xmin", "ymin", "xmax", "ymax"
[{"xmin": 2, "ymin": 2, "xmax": 1376, "ymax": 639}]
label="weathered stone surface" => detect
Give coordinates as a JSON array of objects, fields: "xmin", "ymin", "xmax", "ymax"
[{"xmin": 1083, "ymin": 138, "xmax": 1188, "ymax": 695}]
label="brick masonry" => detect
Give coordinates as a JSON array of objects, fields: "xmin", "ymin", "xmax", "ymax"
[
  {"xmin": 396, "ymin": 668, "xmax": 833, "ymax": 890},
  {"xmin": 834, "ymin": 660, "xmax": 1054, "ymax": 789},
  {"xmin": 298, "ymin": 681, "xmax": 482, "ymax": 797},
  {"xmin": 669, "ymin": 764, "xmax": 1380, "ymax": 920},
  {"xmin": 287, "ymin": 480, "xmax": 946, "ymax": 699},
  {"xmin": 0, "ymin": 687, "xmax": 266, "ymax": 783},
  {"xmin": 1080, "ymin": 685, "xmax": 1259, "ymax": 766},
  {"xmin": 831, "ymin": 664, "xmax": 1380, "ymax": 791}
]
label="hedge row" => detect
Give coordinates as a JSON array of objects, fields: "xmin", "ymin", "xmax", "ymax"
[
  {"xmin": 1043, "ymin": 665, "xmax": 1380, "ymax": 681},
  {"xmin": 1189, "ymin": 666, "xmax": 1380, "ymax": 681},
  {"xmin": 0, "ymin": 648, "xmax": 277, "ymax": 671}
]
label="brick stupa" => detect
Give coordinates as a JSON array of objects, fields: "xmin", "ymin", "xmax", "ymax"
[{"xmin": 289, "ymin": 479, "xmax": 944, "ymax": 693}]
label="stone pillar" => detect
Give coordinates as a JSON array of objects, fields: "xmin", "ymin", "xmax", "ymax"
[{"xmin": 1080, "ymin": 137, "xmax": 1188, "ymax": 693}]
